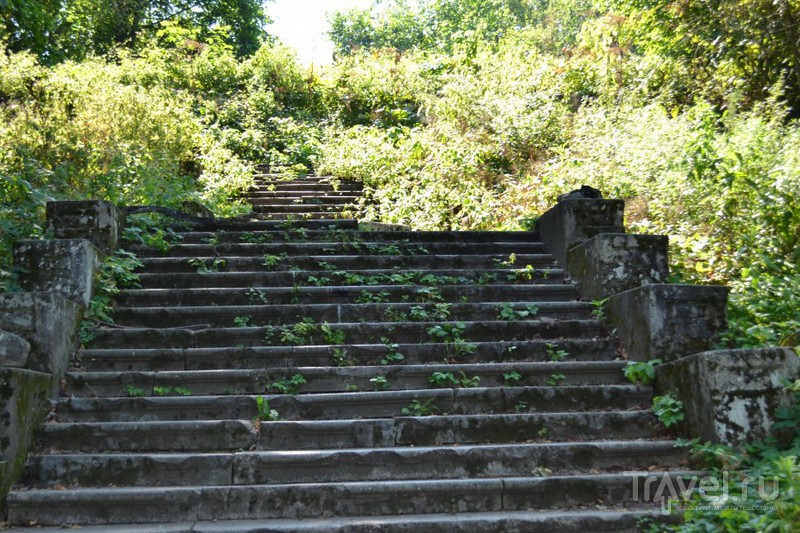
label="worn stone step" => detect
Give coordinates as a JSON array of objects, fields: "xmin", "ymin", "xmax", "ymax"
[
  {"xmin": 251, "ymin": 203, "xmax": 348, "ymax": 212},
  {"xmin": 132, "ymin": 254, "xmax": 556, "ymax": 274},
  {"xmin": 26, "ymin": 441, "xmax": 683, "ymax": 488},
  {"xmin": 1, "ymin": 509, "xmax": 679, "ymax": 532},
  {"xmin": 35, "ymin": 420, "xmax": 258, "ymax": 453},
  {"xmin": 130, "ymin": 240, "xmax": 548, "ymax": 258},
  {"xmin": 86, "ymin": 319, "xmax": 604, "ymax": 350},
  {"xmin": 249, "ymin": 190, "xmax": 361, "ymax": 198},
  {"xmin": 173, "ymin": 230, "xmax": 542, "ymax": 244},
  {"xmin": 36, "ymin": 410, "xmax": 660, "ymax": 454},
  {"xmin": 78, "ymin": 338, "xmax": 617, "ymax": 372},
  {"xmin": 53, "ymin": 386, "xmax": 650, "ymax": 423},
  {"xmin": 252, "ymin": 182, "xmax": 362, "ymax": 193},
  {"xmin": 258, "ymin": 411, "xmax": 661, "ymax": 450},
  {"xmin": 135, "ymin": 267, "xmax": 565, "ymax": 289},
  {"xmin": 242, "ymin": 212, "xmax": 354, "ymax": 220},
  {"xmin": 250, "ymin": 196, "xmax": 359, "ymax": 206},
  {"xmin": 111, "ymin": 301, "xmax": 592, "ymax": 328},
  {"xmin": 176, "ymin": 219, "xmax": 359, "ymax": 233},
  {"xmin": 7, "ymin": 472, "xmax": 695, "ymax": 525},
  {"xmin": 65, "ymin": 361, "xmax": 629, "ymax": 398},
  {"xmin": 116, "ymin": 283, "xmax": 580, "ymax": 307}
]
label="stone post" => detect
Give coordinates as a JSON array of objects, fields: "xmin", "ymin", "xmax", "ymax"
[
  {"xmin": 566, "ymin": 233, "xmax": 669, "ymax": 300},
  {"xmin": 536, "ymin": 199, "xmax": 625, "ymax": 270},
  {"xmin": 13, "ymin": 239, "xmax": 101, "ymax": 307},
  {"xmin": 46, "ymin": 200, "xmax": 121, "ymax": 255},
  {"xmin": 656, "ymin": 348, "xmax": 800, "ymax": 445},
  {"xmin": 606, "ymin": 284, "xmax": 729, "ymax": 362}
]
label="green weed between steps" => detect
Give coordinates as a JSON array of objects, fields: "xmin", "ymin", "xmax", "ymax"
[
  {"xmin": 624, "ymin": 359, "xmax": 663, "ymax": 386},
  {"xmin": 255, "ymin": 397, "xmax": 281, "ymax": 422},
  {"xmin": 652, "ymin": 394, "xmax": 685, "ymax": 428},
  {"xmin": 268, "ymin": 373, "xmax": 307, "ymax": 395},
  {"xmin": 80, "ymin": 250, "xmax": 143, "ymax": 347},
  {"xmin": 401, "ymin": 399, "xmax": 438, "ymax": 417}
]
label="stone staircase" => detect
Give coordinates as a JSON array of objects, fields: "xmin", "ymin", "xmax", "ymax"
[{"xmin": 6, "ymin": 175, "xmax": 689, "ymax": 531}]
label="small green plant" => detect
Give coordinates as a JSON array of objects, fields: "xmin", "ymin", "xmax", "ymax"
[
  {"xmin": 401, "ymin": 399, "xmax": 437, "ymax": 416},
  {"xmin": 245, "ymin": 288, "xmax": 268, "ymax": 304},
  {"xmin": 126, "ymin": 385, "xmax": 145, "ymax": 397},
  {"xmin": 653, "ymin": 394, "xmax": 685, "ymax": 428},
  {"xmin": 332, "ymin": 347, "xmax": 354, "ymax": 367},
  {"xmin": 428, "ymin": 371, "xmax": 458, "ymax": 388},
  {"xmin": 515, "ymin": 401, "xmax": 529, "ymax": 412},
  {"xmin": 189, "ymin": 257, "xmax": 226, "ymax": 273},
  {"xmin": 459, "ymin": 372, "xmax": 481, "ymax": 388},
  {"xmin": 269, "ymin": 373, "xmax": 307, "ymax": 395},
  {"xmin": 624, "ymin": 359, "xmax": 663, "ymax": 385},
  {"xmin": 547, "ymin": 373, "xmax": 567, "ymax": 386},
  {"xmin": 153, "ymin": 386, "xmax": 191, "ymax": 397},
  {"xmin": 503, "ymin": 371, "xmax": 522, "ymax": 385},
  {"xmin": 546, "ymin": 343, "xmax": 569, "ymax": 362},
  {"xmin": 355, "ymin": 290, "xmax": 391, "ymax": 304},
  {"xmin": 507, "ymin": 264, "xmax": 536, "ymax": 282},
  {"xmin": 345, "ymin": 384, "xmax": 360, "ymax": 392},
  {"xmin": 263, "ymin": 325, "xmax": 277, "ymax": 345},
  {"xmin": 321, "ymin": 322, "xmax": 346, "ymax": 345},
  {"xmin": 234, "ymin": 315, "xmax": 252, "ymax": 328},
  {"xmin": 256, "ymin": 396, "xmax": 281, "ymax": 421},
  {"xmin": 496, "ymin": 303, "xmax": 539, "ymax": 320},
  {"xmin": 537, "ymin": 427, "xmax": 549, "ymax": 438},
  {"xmin": 591, "ymin": 298, "xmax": 609, "ymax": 321},
  {"xmin": 262, "ymin": 253, "xmax": 288, "ymax": 270},
  {"xmin": 370, "ymin": 375, "xmax": 389, "ymax": 390},
  {"xmin": 380, "ymin": 341, "xmax": 405, "ymax": 365},
  {"xmin": 317, "ymin": 261, "xmax": 338, "ymax": 271}
]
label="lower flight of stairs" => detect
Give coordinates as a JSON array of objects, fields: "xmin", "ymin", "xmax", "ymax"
[{"xmin": 5, "ymin": 176, "xmax": 688, "ymax": 531}]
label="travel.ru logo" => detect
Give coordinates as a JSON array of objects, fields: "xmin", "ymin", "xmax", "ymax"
[{"xmin": 624, "ymin": 471, "xmax": 780, "ymax": 514}]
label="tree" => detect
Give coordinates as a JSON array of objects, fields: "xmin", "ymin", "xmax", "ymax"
[{"xmin": 0, "ymin": 0, "xmax": 269, "ymax": 62}]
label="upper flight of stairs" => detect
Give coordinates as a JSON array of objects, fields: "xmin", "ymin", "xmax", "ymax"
[{"xmin": 5, "ymin": 175, "xmax": 688, "ymax": 531}]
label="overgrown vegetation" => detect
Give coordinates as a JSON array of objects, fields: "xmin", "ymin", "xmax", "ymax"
[{"xmin": 1, "ymin": 3, "xmax": 798, "ymax": 525}]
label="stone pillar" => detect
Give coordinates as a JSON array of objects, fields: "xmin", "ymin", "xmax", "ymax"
[
  {"xmin": 566, "ymin": 234, "xmax": 669, "ymax": 300},
  {"xmin": 536, "ymin": 199, "xmax": 625, "ymax": 269},
  {"xmin": 656, "ymin": 348, "xmax": 800, "ymax": 445},
  {"xmin": 46, "ymin": 200, "xmax": 121, "ymax": 255},
  {"xmin": 13, "ymin": 239, "xmax": 101, "ymax": 308},
  {"xmin": 0, "ymin": 293, "xmax": 83, "ymax": 377},
  {"xmin": 606, "ymin": 284, "xmax": 729, "ymax": 362}
]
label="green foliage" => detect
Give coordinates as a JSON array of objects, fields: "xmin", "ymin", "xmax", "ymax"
[
  {"xmin": 268, "ymin": 373, "xmax": 307, "ymax": 395},
  {"xmin": 624, "ymin": 359, "xmax": 662, "ymax": 385},
  {"xmin": 255, "ymin": 396, "xmax": 280, "ymax": 422},
  {"xmin": 497, "ymin": 303, "xmax": 539, "ymax": 321},
  {"xmin": 401, "ymin": 399, "xmax": 437, "ymax": 416},
  {"xmin": 370, "ymin": 375, "xmax": 389, "ymax": 390},
  {"xmin": 428, "ymin": 371, "xmax": 458, "ymax": 388},
  {"xmin": 503, "ymin": 371, "xmax": 522, "ymax": 385},
  {"xmin": 653, "ymin": 394, "xmax": 685, "ymax": 428}
]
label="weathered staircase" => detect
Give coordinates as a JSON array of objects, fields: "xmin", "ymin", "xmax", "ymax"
[{"xmin": 6, "ymin": 175, "xmax": 689, "ymax": 531}]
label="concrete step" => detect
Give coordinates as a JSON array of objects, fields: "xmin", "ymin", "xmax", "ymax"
[
  {"xmin": 37, "ymin": 410, "xmax": 660, "ymax": 453},
  {"xmin": 132, "ymin": 254, "xmax": 556, "ymax": 273},
  {"xmin": 239, "ymin": 212, "xmax": 354, "ymax": 220},
  {"xmin": 65, "ymin": 361, "xmax": 629, "ymax": 397},
  {"xmin": 116, "ymin": 283, "xmax": 580, "ymax": 307},
  {"xmin": 176, "ymin": 219, "xmax": 358, "ymax": 233},
  {"xmin": 78, "ymin": 338, "xmax": 618, "ymax": 372},
  {"xmin": 7, "ymin": 472, "xmax": 695, "ymax": 526},
  {"xmin": 0, "ymin": 509, "xmax": 680, "ymax": 532},
  {"xmin": 111, "ymin": 301, "xmax": 592, "ymax": 328},
  {"xmin": 129, "ymin": 240, "xmax": 548, "ymax": 258},
  {"xmin": 85, "ymin": 319, "xmax": 604, "ymax": 350},
  {"xmin": 26, "ymin": 441, "xmax": 684, "ymax": 488},
  {"xmin": 52, "ymin": 386, "xmax": 650, "ymax": 423},
  {"xmin": 251, "ymin": 203, "xmax": 349, "ymax": 213},
  {"xmin": 173, "ymin": 230, "xmax": 542, "ymax": 244},
  {"xmin": 134, "ymin": 268, "xmax": 565, "ymax": 289},
  {"xmin": 252, "ymin": 183, "xmax": 362, "ymax": 193},
  {"xmin": 36, "ymin": 420, "xmax": 258, "ymax": 453},
  {"xmin": 250, "ymin": 196, "xmax": 359, "ymax": 206}
]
